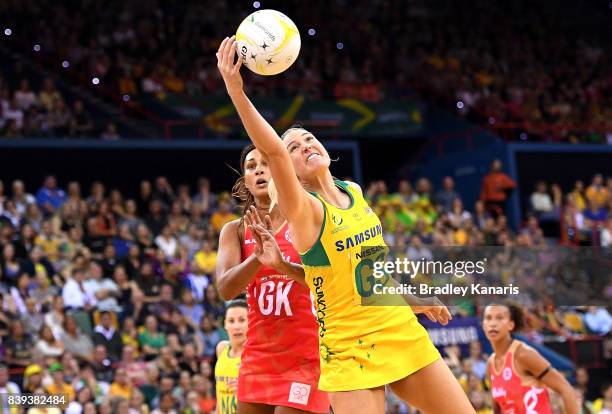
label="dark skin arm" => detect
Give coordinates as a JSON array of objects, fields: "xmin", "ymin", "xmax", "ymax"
[
  {"xmin": 216, "ymin": 219, "xmax": 263, "ymax": 300},
  {"xmin": 515, "ymin": 344, "xmax": 579, "ymax": 414},
  {"xmin": 245, "ymin": 207, "xmax": 306, "ymax": 285}
]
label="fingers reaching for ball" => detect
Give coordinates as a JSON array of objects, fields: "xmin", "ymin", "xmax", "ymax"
[{"xmin": 216, "ymin": 36, "xmax": 244, "ymax": 97}]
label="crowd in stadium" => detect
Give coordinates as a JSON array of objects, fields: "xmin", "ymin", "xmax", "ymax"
[
  {"xmin": 0, "ymin": 166, "xmax": 610, "ymax": 413},
  {"xmin": 0, "ymin": 74, "xmax": 120, "ymax": 140},
  {"xmin": 0, "ymin": 0, "xmax": 609, "ymax": 141}
]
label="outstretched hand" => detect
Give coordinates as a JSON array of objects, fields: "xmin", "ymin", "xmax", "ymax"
[
  {"xmin": 245, "ymin": 206, "xmax": 283, "ymax": 269},
  {"xmin": 216, "ymin": 36, "xmax": 244, "ymax": 98},
  {"xmin": 412, "ymin": 296, "xmax": 453, "ymax": 326}
]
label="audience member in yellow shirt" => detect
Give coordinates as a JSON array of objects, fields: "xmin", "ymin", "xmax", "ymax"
[
  {"xmin": 34, "ymin": 220, "xmax": 61, "ymax": 262},
  {"xmin": 209, "ymin": 201, "xmax": 238, "ymax": 233},
  {"xmin": 194, "ymin": 241, "xmax": 217, "ymax": 275},
  {"xmin": 109, "ymin": 368, "xmax": 133, "ymax": 400},
  {"xmin": 45, "ymin": 363, "xmax": 76, "ymax": 402}
]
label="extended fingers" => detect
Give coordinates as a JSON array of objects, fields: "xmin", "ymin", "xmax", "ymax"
[
  {"xmin": 223, "ymin": 36, "xmax": 236, "ymax": 67},
  {"xmin": 264, "ymin": 215, "xmax": 273, "ymax": 231},
  {"xmin": 216, "ymin": 36, "xmax": 229, "ymax": 63}
]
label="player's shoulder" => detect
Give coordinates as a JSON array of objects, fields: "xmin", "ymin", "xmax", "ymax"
[
  {"xmin": 342, "ymin": 180, "xmax": 363, "ymax": 195},
  {"xmin": 216, "ymin": 340, "xmax": 230, "ymax": 358},
  {"xmin": 219, "ymin": 218, "xmax": 243, "ymax": 238},
  {"xmin": 513, "ymin": 340, "xmax": 543, "ymax": 368}
]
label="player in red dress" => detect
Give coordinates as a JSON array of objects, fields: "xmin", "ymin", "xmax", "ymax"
[
  {"xmin": 483, "ymin": 303, "xmax": 578, "ymax": 414},
  {"xmin": 217, "ymin": 144, "xmax": 329, "ymax": 414}
]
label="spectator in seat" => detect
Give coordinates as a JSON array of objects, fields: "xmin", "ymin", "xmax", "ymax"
[
  {"xmin": 592, "ymin": 382, "xmax": 612, "ymax": 414},
  {"xmin": 3, "ymin": 98, "xmax": 25, "ymax": 132},
  {"xmin": 570, "ymin": 180, "xmax": 587, "ymax": 211},
  {"xmin": 35, "ymin": 175, "xmax": 66, "ymax": 216},
  {"xmin": 193, "ymin": 240, "xmax": 216, "ymax": 277},
  {"xmin": 60, "ymin": 315, "xmax": 94, "ymax": 363},
  {"xmin": 209, "ymin": 198, "xmax": 237, "ymax": 234},
  {"xmin": 14, "ymin": 79, "xmax": 38, "ymax": 110},
  {"xmin": 93, "ymin": 311, "xmax": 124, "ymax": 362},
  {"xmin": 11, "ymin": 179, "xmax": 36, "ymax": 216},
  {"xmin": 101, "ymin": 122, "xmax": 120, "ymax": 140},
  {"xmin": 62, "ymin": 268, "xmax": 95, "ymax": 311},
  {"xmin": 109, "ymin": 367, "xmax": 133, "ymax": 401},
  {"xmin": 585, "ymin": 174, "xmax": 608, "ymax": 210},
  {"xmin": 583, "ymin": 199, "xmax": 608, "ymax": 229},
  {"xmin": 480, "ymin": 159, "xmax": 516, "ymax": 216},
  {"xmin": 530, "ymin": 180, "xmax": 554, "ymax": 217},
  {"xmin": 39, "ymin": 78, "xmax": 62, "ymax": 113},
  {"xmin": 69, "ymin": 100, "xmax": 94, "ymax": 137},
  {"xmin": 48, "ymin": 98, "xmax": 72, "ymax": 137},
  {"xmin": 33, "ymin": 324, "xmax": 65, "ymax": 360},
  {"xmin": 139, "ymin": 315, "xmax": 166, "ymax": 359},
  {"xmin": 46, "ymin": 362, "xmax": 76, "ymax": 402},
  {"xmin": 600, "ymin": 217, "xmax": 612, "ymax": 247},
  {"xmin": 435, "ymin": 176, "xmax": 460, "ymax": 212}
]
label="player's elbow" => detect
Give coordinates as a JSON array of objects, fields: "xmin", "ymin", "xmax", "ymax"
[{"xmin": 216, "ymin": 276, "xmax": 239, "ymax": 301}]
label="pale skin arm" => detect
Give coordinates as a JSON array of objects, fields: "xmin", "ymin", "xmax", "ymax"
[
  {"xmin": 216, "ymin": 340, "xmax": 229, "ymax": 358},
  {"xmin": 515, "ymin": 344, "xmax": 579, "ymax": 414},
  {"xmin": 216, "ymin": 36, "xmax": 322, "ymax": 251}
]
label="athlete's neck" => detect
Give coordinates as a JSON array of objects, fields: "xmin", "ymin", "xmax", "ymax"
[
  {"xmin": 307, "ymin": 170, "xmax": 349, "ymax": 208},
  {"xmin": 254, "ymin": 197, "xmax": 283, "ymax": 225},
  {"xmin": 492, "ymin": 335, "xmax": 514, "ymax": 356},
  {"xmin": 229, "ymin": 341, "xmax": 245, "ymax": 358}
]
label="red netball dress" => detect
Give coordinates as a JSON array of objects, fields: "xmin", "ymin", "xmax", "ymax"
[
  {"xmin": 489, "ymin": 341, "xmax": 553, "ymax": 414},
  {"xmin": 237, "ymin": 221, "xmax": 329, "ymax": 412}
]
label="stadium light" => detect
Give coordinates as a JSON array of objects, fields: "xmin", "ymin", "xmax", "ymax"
[
  {"xmin": 308, "ymin": 29, "xmax": 316, "ymax": 36},
  {"xmin": 456, "ymin": 101, "xmax": 464, "ymax": 109},
  {"xmin": 253, "ymin": 1, "xmax": 260, "ymax": 8},
  {"xmin": 122, "ymin": 95, "xmax": 130, "ymax": 102},
  {"xmin": 33, "ymin": 44, "xmax": 41, "ymax": 52},
  {"xmin": 336, "ymin": 42, "xmax": 344, "ymax": 50},
  {"xmin": 62, "ymin": 61, "xmax": 70, "ymax": 68},
  {"xmin": 92, "ymin": 77, "xmax": 100, "ymax": 85},
  {"xmin": 4, "ymin": 28, "xmax": 12, "ymax": 36}
]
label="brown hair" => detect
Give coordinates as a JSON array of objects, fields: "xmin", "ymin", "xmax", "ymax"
[
  {"xmin": 487, "ymin": 301, "xmax": 527, "ymax": 332},
  {"xmin": 280, "ymin": 122, "xmax": 305, "ymax": 140},
  {"xmin": 231, "ymin": 144, "xmax": 257, "ymax": 224}
]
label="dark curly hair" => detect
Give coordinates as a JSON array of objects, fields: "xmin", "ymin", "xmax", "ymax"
[
  {"xmin": 231, "ymin": 144, "xmax": 257, "ymax": 225},
  {"xmin": 486, "ymin": 301, "xmax": 527, "ymax": 332}
]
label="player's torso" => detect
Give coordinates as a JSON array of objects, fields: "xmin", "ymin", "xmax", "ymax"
[
  {"xmin": 215, "ymin": 346, "xmax": 240, "ymax": 414},
  {"xmin": 302, "ymin": 181, "xmax": 415, "ymax": 347},
  {"xmin": 240, "ymin": 221, "xmax": 319, "ymax": 372},
  {"xmin": 490, "ymin": 344, "xmax": 552, "ymax": 414}
]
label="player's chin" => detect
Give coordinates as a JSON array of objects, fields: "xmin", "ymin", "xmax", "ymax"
[
  {"xmin": 303, "ymin": 158, "xmax": 330, "ymax": 175},
  {"xmin": 251, "ymin": 186, "xmax": 269, "ymax": 199}
]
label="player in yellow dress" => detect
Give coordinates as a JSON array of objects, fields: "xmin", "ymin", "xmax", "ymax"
[
  {"xmin": 215, "ymin": 300, "xmax": 248, "ymax": 414},
  {"xmin": 217, "ymin": 36, "xmax": 474, "ymax": 414}
]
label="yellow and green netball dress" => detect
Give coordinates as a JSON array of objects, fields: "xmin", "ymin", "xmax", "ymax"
[
  {"xmin": 300, "ymin": 180, "xmax": 440, "ymax": 391},
  {"xmin": 215, "ymin": 344, "xmax": 240, "ymax": 414}
]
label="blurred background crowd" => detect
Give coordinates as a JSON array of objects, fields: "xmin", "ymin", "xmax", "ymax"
[
  {"xmin": 0, "ymin": 166, "xmax": 610, "ymax": 413},
  {"xmin": 0, "ymin": 0, "xmax": 610, "ymax": 413},
  {"xmin": 0, "ymin": 0, "xmax": 610, "ymax": 141}
]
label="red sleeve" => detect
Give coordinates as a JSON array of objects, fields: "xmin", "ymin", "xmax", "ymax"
[{"xmin": 502, "ymin": 174, "xmax": 516, "ymax": 189}]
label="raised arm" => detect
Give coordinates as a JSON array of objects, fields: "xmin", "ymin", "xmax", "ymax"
[
  {"xmin": 216, "ymin": 219, "xmax": 262, "ymax": 300},
  {"xmin": 216, "ymin": 37, "xmax": 320, "ymax": 237}
]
